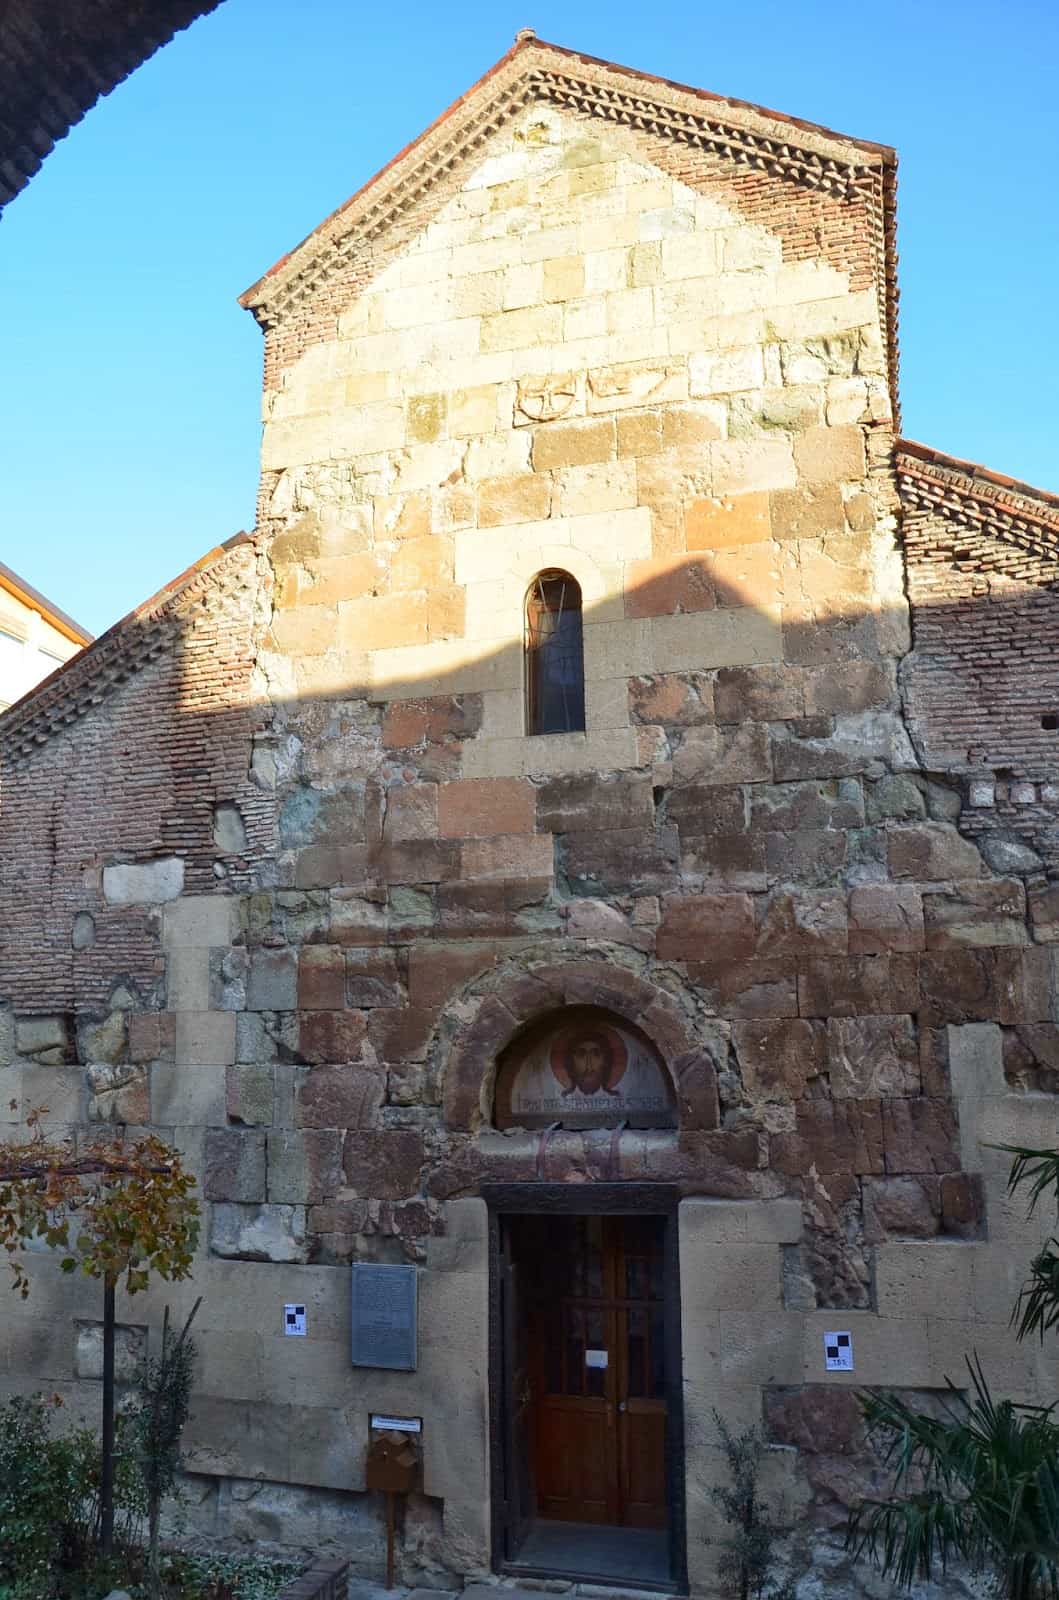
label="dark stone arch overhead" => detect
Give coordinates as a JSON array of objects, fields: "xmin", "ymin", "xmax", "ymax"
[{"xmin": 438, "ymin": 953, "xmax": 720, "ymax": 1134}]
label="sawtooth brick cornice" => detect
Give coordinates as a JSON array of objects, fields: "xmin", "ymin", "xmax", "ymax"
[
  {"xmin": 239, "ymin": 37, "xmax": 899, "ymax": 416},
  {"xmin": 897, "ymin": 441, "xmax": 1059, "ymax": 573},
  {"xmin": 0, "ymin": 533, "xmax": 254, "ymax": 767}
]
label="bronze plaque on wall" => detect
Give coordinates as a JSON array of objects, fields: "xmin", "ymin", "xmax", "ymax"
[{"xmin": 351, "ymin": 1263, "xmax": 418, "ymax": 1371}]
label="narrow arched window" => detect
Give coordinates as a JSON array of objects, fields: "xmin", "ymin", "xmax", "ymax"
[{"xmin": 525, "ymin": 570, "xmax": 585, "ymax": 736}]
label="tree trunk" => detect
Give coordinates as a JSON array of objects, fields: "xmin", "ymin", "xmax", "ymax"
[{"xmin": 101, "ymin": 1276, "xmax": 116, "ymax": 1556}]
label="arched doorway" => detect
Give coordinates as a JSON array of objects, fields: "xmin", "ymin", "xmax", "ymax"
[{"xmin": 488, "ymin": 1008, "xmax": 684, "ymax": 1589}]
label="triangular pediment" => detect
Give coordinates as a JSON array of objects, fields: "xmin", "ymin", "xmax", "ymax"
[{"xmin": 240, "ymin": 35, "xmax": 898, "ymax": 409}]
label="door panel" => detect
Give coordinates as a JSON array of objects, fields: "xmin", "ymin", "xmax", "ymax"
[
  {"xmin": 521, "ymin": 1213, "xmax": 668, "ymax": 1531},
  {"xmin": 500, "ymin": 1225, "xmax": 534, "ymax": 1556}
]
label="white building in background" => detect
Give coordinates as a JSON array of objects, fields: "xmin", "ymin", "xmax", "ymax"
[{"xmin": 0, "ymin": 561, "xmax": 92, "ymax": 711}]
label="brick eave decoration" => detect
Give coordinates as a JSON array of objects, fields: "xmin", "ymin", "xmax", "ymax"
[
  {"xmin": 0, "ymin": 531, "xmax": 253, "ymax": 763},
  {"xmin": 896, "ymin": 439, "xmax": 1059, "ymax": 568},
  {"xmin": 237, "ymin": 32, "xmax": 902, "ymax": 430},
  {"xmin": 0, "ymin": 0, "xmax": 223, "ymax": 215}
]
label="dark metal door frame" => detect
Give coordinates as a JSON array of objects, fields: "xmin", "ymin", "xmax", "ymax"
[{"xmin": 485, "ymin": 1183, "xmax": 687, "ymax": 1594}]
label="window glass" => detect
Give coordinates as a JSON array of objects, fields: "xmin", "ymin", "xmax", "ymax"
[{"xmin": 525, "ymin": 570, "xmax": 585, "ymax": 735}]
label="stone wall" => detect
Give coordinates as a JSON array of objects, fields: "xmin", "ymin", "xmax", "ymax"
[{"xmin": 2, "ymin": 53, "xmax": 1059, "ymax": 1598}]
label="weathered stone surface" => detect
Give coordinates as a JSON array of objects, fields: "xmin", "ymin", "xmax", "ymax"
[
  {"xmin": 210, "ymin": 1204, "xmax": 309, "ymax": 1263},
  {"xmin": 755, "ymin": 890, "xmax": 847, "ymax": 957},
  {"xmin": 246, "ymin": 949, "xmax": 299, "ymax": 1011},
  {"xmin": 765, "ymin": 828, "xmax": 848, "ymax": 887},
  {"xmin": 102, "ymin": 858, "xmax": 184, "ymax": 905},
  {"xmin": 656, "ymin": 893, "xmax": 755, "ymax": 960},
  {"xmin": 665, "ymin": 784, "xmax": 746, "ymax": 836},
  {"xmin": 296, "ymin": 1064, "xmax": 385, "ymax": 1129},
  {"xmin": 562, "ymin": 827, "xmax": 678, "ymax": 895},
  {"xmin": 863, "ymin": 1176, "xmax": 940, "ymax": 1240},
  {"xmin": 279, "ymin": 784, "xmax": 366, "ymax": 848},
  {"xmin": 888, "ymin": 823, "xmax": 984, "ymax": 881},
  {"xmin": 847, "ymin": 883, "xmax": 924, "ymax": 953},
  {"xmin": 86, "ymin": 1063, "xmax": 149, "ymax": 1123},
  {"xmin": 298, "ymin": 1010, "xmax": 368, "ymax": 1063},
  {"xmin": 978, "ymin": 832, "xmax": 1044, "ymax": 876},
  {"xmin": 204, "ymin": 1129, "xmax": 267, "ymax": 1202},
  {"xmin": 881, "ymin": 1098, "xmax": 960, "ymax": 1174},
  {"xmin": 766, "ymin": 1386, "xmax": 862, "ymax": 1454},
  {"xmin": 797, "ymin": 955, "xmax": 917, "ymax": 1017},
  {"xmin": 343, "ymin": 1130, "xmax": 425, "ymax": 1199},
  {"xmin": 750, "ymin": 779, "xmax": 863, "ymax": 832},
  {"xmin": 733, "ymin": 1019, "xmax": 823, "ymax": 1102},
  {"xmin": 825, "ymin": 1015, "xmax": 919, "ymax": 1098},
  {"xmin": 714, "ymin": 663, "xmax": 804, "ymax": 723},
  {"xmin": 225, "ymin": 1063, "xmax": 274, "ymax": 1127},
  {"xmin": 267, "ymin": 1129, "xmax": 343, "ymax": 1204},
  {"xmin": 75, "ymin": 1321, "xmax": 146, "ymax": 1382},
  {"xmin": 922, "ymin": 879, "xmax": 1027, "ymax": 949},
  {"xmin": 670, "ymin": 722, "xmax": 771, "ymax": 786},
  {"xmin": 772, "ymin": 1100, "xmax": 884, "ymax": 1176},
  {"xmin": 78, "ymin": 1010, "xmax": 127, "ymax": 1065},
  {"xmin": 297, "ymin": 946, "xmax": 345, "ymax": 1010},
  {"xmin": 864, "ymin": 774, "xmax": 926, "ymax": 823},
  {"xmin": 628, "ymin": 672, "xmax": 715, "ymax": 727}
]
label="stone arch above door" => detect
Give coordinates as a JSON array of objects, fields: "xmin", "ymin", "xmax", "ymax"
[{"xmin": 438, "ymin": 952, "xmax": 720, "ymax": 1134}]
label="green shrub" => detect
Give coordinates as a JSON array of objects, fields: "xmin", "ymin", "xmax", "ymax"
[{"xmin": 0, "ymin": 1393, "xmax": 142, "ymax": 1600}]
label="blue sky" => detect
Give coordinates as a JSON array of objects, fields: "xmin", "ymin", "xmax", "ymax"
[{"xmin": 1, "ymin": 0, "xmax": 1056, "ymax": 638}]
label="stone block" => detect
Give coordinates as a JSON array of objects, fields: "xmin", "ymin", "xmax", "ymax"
[
  {"xmin": 343, "ymin": 1130, "xmax": 425, "ymax": 1199},
  {"xmin": 792, "ymin": 424, "xmax": 866, "ymax": 484},
  {"xmin": 562, "ymin": 826, "xmax": 678, "ymax": 895},
  {"xmin": 150, "ymin": 1062, "xmax": 226, "ymax": 1126},
  {"xmin": 344, "ymin": 949, "xmax": 403, "ymax": 1008},
  {"xmin": 75, "ymin": 1321, "xmax": 146, "ymax": 1382},
  {"xmin": 922, "ymin": 879, "xmax": 1028, "ymax": 949},
  {"xmin": 733, "ymin": 1019, "xmax": 823, "ymax": 1102},
  {"xmin": 754, "ymin": 890, "xmax": 847, "ymax": 958},
  {"xmin": 847, "ymin": 884, "xmax": 925, "ymax": 954},
  {"xmin": 376, "ymin": 839, "xmax": 460, "ymax": 885},
  {"xmin": 204, "ymin": 1129, "xmax": 267, "ymax": 1202},
  {"xmin": 537, "ymin": 772, "xmax": 654, "ymax": 834},
  {"xmin": 764, "ymin": 828, "xmax": 847, "ymax": 887},
  {"xmin": 297, "ymin": 947, "xmax": 345, "ymax": 1010},
  {"xmin": 267, "ymin": 1130, "xmax": 343, "ymax": 1204},
  {"xmin": 888, "ymin": 824, "xmax": 985, "ymax": 881},
  {"xmin": 175, "ymin": 1011, "xmax": 236, "ymax": 1066},
  {"xmin": 279, "ymin": 783, "xmax": 366, "ymax": 850},
  {"xmin": 825, "ymin": 1015, "xmax": 919, "ymax": 1098},
  {"xmin": 657, "ymin": 893, "xmax": 755, "ymax": 961},
  {"xmin": 688, "ymin": 958, "xmax": 798, "ymax": 1019},
  {"xmin": 295, "ymin": 1064, "xmax": 385, "ymax": 1130},
  {"xmin": 769, "ymin": 483, "xmax": 845, "ymax": 540},
  {"xmin": 651, "ymin": 606, "xmax": 782, "ymax": 673},
  {"xmin": 85, "ymin": 1060, "xmax": 146, "ymax": 1122},
  {"xmin": 797, "ymin": 955, "xmax": 917, "ymax": 1018},
  {"xmin": 210, "ymin": 1204, "xmax": 309, "ymax": 1264},
  {"xmin": 771, "ymin": 1100, "xmax": 884, "ymax": 1177},
  {"xmin": 17, "ymin": 1014, "xmax": 74, "ymax": 1060},
  {"xmin": 751, "ymin": 779, "xmax": 863, "ymax": 833},
  {"xmin": 127, "ymin": 1011, "xmax": 175, "ymax": 1064},
  {"xmin": 103, "ymin": 858, "xmax": 184, "ymax": 906},
  {"xmin": 437, "ymin": 778, "xmax": 535, "ymax": 839},
  {"xmin": 367, "ymin": 1007, "xmax": 437, "ymax": 1064},
  {"xmin": 164, "ymin": 895, "xmax": 236, "ymax": 947},
  {"xmin": 918, "ymin": 951, "xmax": 999, "ymax": 1024},
  {"xmin": 245, "ymin": 948, "xmax": 298, "ymax": 1013},
  {"xmin": 881, "ymin": 1098, "xmax": 961, "ymax": 1175},
  {"xmin": 670, "ymin": 722, "xmax": 772, "ymax": 786},
  {"xmin": 685, "ymin": 491, "xmax": 771, "ymax": 550},
  {"xmin": 666, "ymin": 784, "xmax": 747, "ymax": 837},
  {"xmin": 714, "ymin": 663, "xmax": 805, "ymax": 723},
  {"xmin": 629, "ymin": 671, "xmax": 715, "ymax": 727},
  {"xmin": 298, "ymin": 1010, "xmax": 367, "ymax": 1064},
  {"xmin": 875, "ymin": 1241, "xmax": 973, "ymax": 1318},
  {"xmin": 532, "ymin": 417, "xmax": 614, "ymax": 470},
  {"xmin": 624, "ymin": 555, "xmax": 715, "ymax": 619},
  {"xmin": 863, "ymin": 1176, "xmax": 940, "ymax": 1241},
  {"xmin": 477, "ymin": 472, "xmax": 551, "ymax": 527},
  {"xmin": 226, "ymin": 1063, "xmax": 275, "ymax": 1127},
  {"xmin": 382, "ymin": 783, "xmax": 439, "ymax": 842},
  {"xmin": 167, "ymin": 947, "xmax": 209, "ymax": 1012}
]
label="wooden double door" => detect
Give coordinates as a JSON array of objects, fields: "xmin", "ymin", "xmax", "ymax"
[{"xmin": 501, "ymin": 1212, "xmax": 668, "ymax": 1542}]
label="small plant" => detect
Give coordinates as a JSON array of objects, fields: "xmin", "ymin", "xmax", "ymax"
[
  {"xmin": 0, "ymin": 1391, "xmax": 142, "ymax": 1599},
  {"xmin": 709, "ymin": 1411, "xmax": 797, "ymax": 1600},
  {"xmin": 846, "ymin": 1142, "xmax": 1059, "ymax": 1598},
  {"xmin": 128, "ymin": 1299, "xmax": 202, "ymax": 1600}
]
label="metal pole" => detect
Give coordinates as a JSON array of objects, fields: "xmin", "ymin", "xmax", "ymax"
[
  {"xmin": 101, "ymin": 1277, "xmax": 115, "ymax": 1556},
  {"xmin": 385, "ymin": 1490, "xmax": 396, "ymax": 1590}
]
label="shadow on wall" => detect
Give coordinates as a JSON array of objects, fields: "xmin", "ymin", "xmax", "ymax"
[{"xmin": 1, "ymin": 534, "xmax": 1058, "ymax": 1018}]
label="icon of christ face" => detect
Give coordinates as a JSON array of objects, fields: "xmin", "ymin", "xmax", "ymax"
[{"xmin": 556, "ymin": 1028, "xmax": 622, "ymax": 1097}]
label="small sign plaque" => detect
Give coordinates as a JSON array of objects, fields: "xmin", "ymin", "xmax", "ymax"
[
  {"xmin": 351, "ymin": 1264, "xmax": 418, "ymax": 1371},
  {"xmin": 284, "ymin": 1304, "xmax": 307, "ymax": 1337},
  {"xmin": 371, "ymin": 1414, "xmax": 422, "ymax": 1434},
  {"xmin": 585, "ymin": 1349, "xmax": 609, "ymax": 1369},
  {"xmin": 824, "ymin": 1331, "xmax": 854, "ymax": 1372}
]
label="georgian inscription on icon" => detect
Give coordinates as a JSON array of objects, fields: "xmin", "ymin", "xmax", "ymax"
[{"xmin": 495, "ymin": 1006, "xmax": 676, "ymax": 1130}]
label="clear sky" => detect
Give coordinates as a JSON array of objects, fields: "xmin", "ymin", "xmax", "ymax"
[{"xmin": 1, "ymin": 0, "xmax": 1056, "ymax": 639}]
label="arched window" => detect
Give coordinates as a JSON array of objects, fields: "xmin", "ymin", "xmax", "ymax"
[{"xmin": 525, "ymin": 570, "xmax": 585, "ymax": 736}]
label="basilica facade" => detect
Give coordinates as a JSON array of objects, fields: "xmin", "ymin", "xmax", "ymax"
[{"xmin": 2, "ymin": 34, "xmax": 1059, "ymax": 1594}]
